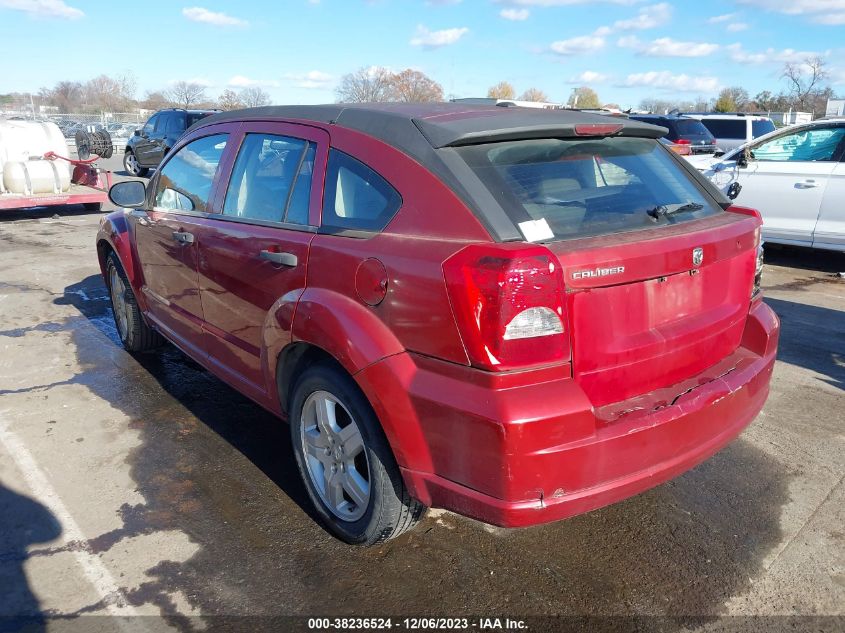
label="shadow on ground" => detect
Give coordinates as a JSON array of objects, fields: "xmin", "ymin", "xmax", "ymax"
[
  {"xmin": 0, "ymin": 484, "xmax": 61, "ymax": 631},
  {"xmin": 52, "ymin": 274, "xmax": 792, "ymax": 625},
  {"xmin": 763, "ymin": 244, "xmax": 845, "ymax": 274},
  {"xmin": 766, "ymin": 297, "xmax": 844, "ymax": 391}
]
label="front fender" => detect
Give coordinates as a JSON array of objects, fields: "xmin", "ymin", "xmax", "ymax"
[
  {"xmin": 96, "ymin": 211, "xmax": 141, "ymax": 290},
  {"xmin": 292, "ymin": 287, "xmax": 405, "ymax": 376}
]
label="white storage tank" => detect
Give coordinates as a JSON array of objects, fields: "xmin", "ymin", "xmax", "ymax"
[{"xmin": 0, "ymin": 120, "xmax": 71, "ymax": 195}]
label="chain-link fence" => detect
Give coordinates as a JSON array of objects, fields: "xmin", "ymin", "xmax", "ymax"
[{"xmin": 1, "ymin": 111, "xmax": 148, "ymax": 155}]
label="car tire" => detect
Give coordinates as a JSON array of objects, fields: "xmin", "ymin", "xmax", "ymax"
[
  {"xmin": 289, "ymin": 363, "xmax": 425, "ymax": 545},
  {"xmin": 123, "ymin": 150, "xmax": 148, "ymax": 177},
  {"xmin": 105, "ymin": 252, "xmax": 163, "ymax": 352}
]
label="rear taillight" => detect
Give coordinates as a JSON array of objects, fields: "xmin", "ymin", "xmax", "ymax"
[
  {"xmin": 674, "ymin": 138, "xmax": 692, "ymax": 145},
  {"xmin": 443, "ymin": 244, "xmax": 570, "ymax": 371},
  {"xmin": 727, "ymin": 206, "xmax": 764, "ymax": 298}
]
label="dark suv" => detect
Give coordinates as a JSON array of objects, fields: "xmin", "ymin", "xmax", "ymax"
[
  {"xmin": 628, "ymin": 114, "xmax": 717, "ymax": 154},
  {"xmin": 123, "ymin": 108, "xmax": 217, "ymax": 176}
]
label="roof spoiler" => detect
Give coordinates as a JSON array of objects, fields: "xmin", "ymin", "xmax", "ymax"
[{"xmin": 413, "ymin": 118, "xmax": 666, "ymax": 148}]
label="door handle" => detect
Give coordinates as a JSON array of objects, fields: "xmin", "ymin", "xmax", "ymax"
[
  {"xmin": 259, "ymin": 250, "xmax": 297, "ymax": 267},
  {"xmin": 172, "ymin": 231, "xmax": 195, "ymax": 245},
  {"xmin": 795, "ymin": 180, "xmax": 818, "ymax": 189}
]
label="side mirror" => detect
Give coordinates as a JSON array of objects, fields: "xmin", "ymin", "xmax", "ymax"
[
  {"xmin": 109, "ymin": 180, "xmax": 146, "ymax": 208},
  {"xmin": 134, "ymin": 129, "xmax": 141, "ymax": 137}
]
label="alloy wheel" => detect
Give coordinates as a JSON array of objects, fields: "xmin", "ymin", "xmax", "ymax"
[{"xmin": 300, "ymin": 390, "xmax": 371, "ymax": 521}]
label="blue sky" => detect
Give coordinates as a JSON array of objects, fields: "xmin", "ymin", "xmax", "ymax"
[{"xmin": 1, "ymin": 0, "xmax": 843, "ymax": 109}]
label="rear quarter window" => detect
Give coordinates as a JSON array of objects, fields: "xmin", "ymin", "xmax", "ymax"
[{"xmin": 321, "ymin": 150, "xmax": 402, "ymax": 234}]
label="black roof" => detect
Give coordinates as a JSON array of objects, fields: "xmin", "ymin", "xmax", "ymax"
[
  {"xmin": 198, "ymin": 102, "xmax": 663, "ymax": 149},
  {"xmin": 191, "ymin": 104, "xmax": 689, "ymax": 242}
]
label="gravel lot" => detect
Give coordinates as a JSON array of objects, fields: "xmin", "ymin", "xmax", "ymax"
[{"xmin": 0, "ymin": 155, "xmax": 843, "ymax": 631}]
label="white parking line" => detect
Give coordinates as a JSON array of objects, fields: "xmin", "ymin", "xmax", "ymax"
[{"xmin": 0, "ymin": 411, "xmax": 139, "ymax": 617}]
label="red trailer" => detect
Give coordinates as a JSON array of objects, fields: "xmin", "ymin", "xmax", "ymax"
[
  {"xmin": 0, "ymin": 153, "xmax": 111, "ymax": 212},
  {"xmin": 0, "ymin": 120, "xmax": 113, "ymax": 212}
]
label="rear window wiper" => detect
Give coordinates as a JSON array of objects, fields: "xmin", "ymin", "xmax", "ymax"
[{"xmin": 647, "ymin": 202, "xmax": 704, "ymax": 220}]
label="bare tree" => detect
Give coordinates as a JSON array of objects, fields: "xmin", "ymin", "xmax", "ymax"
[
  {"xmin": 388, "ymin": 69, "xmax": 443, "ymax": 103},
  {"xmin": 568, "ymin": 86, "xmax": 600, "ymax": 109},
  {"xmin": 239, "ymin": 87, "xmax": 271, "ymax": 108},
  {"xmin": 39, "ymin": 81, "xmax": 84, "ymax": 113},
  {"xmin": 84, "ymin": 74, "xmax": 136, "ymax": 112},
  {"xmin": 714, "ymin": 86, "xmax": 749, "ymax": 112},
  {"xmin": 335, "ymin": 66, "xmax": 394, "ymax": 103},
  {"xmin": 218, "ymin": 89, "xmax": 243, "ymax": 111},
  {"xmin": 487, "ymin": 81, "xmax": 515, "ymax": 100},
  {"xmin": 141, "ymin": 90, "xmax": 172, "ymax": 111},
  {"xmin": 166, "ymin": 81, "xmax": 208, "ymax": 109},
  {"xmin": 518, "ymin": 87, "xmax": 549, "ymax": 102},
  {"xmin": 782, "ymin": 56, "xmax": 827, "ymax": 111}
]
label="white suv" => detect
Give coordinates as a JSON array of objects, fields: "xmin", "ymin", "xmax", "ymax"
[{"xmin": 684, "ymin": 113, "xmax": 776, "ymax": 153}]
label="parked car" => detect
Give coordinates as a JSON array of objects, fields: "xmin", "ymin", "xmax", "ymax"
[
  {"xmin": 684, "ymin": 113, "xmax": 776, "ymax": 153},
  {"xmin": 627, "ymin": 114, "xmax": 717, "ymax": 154},
  {"xmin": 97, "ymin": 104, "xmax": 779, "ymax": 545},
  {"xmin": 698, "ymin": 118, "xmax": 845, "ymax": 251},
  {"xmin": 123, "ymin": 108, "xmax": 217, "ymax": 177}
]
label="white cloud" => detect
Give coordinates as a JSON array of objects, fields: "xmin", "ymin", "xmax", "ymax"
[
  {"xmin": 622, "ymin": 71, "xmax": 720, "ymax": 93},
  {"xmin": 0, "ymin": 0, "xmax": 83, "ymax": 19},
  {"xmin": 500, "ymin": 8, "xmax": 530, "ymax": 20},
  {"xmin": 738, "ymin": 0, "xmax": 845, "ymax": 24},
  {"xmin": 829, "ymin": 67, "xmax": 845, "ymax": 85},
  {"xmin": 228, "ymin": 75, "xmax": 281, "ymax": 88},
  {"xmin": 182, "ymin": 7, "xmax": 247, "ymax": 27},
  {"xmin": 550, "ymin": 35, "xmax": 605, "ymax": 55},
  {"xmin": 568, "ymin": 70, "xmax": 608, "ymax": 83},
  {"xmin": 726, "ymin": 22, "xmax": 749, "ymax": 31},
  {"xmin": 283, "ymin": 70, "xmax": 335, "ymax": 89},
  {"xmin": 502, "ymin": 0, "xmax": 638, "ymax": 5},
  {"xmin": 726, "ymin": 43, "xmax": 827, "ymax": 64},
  {"xmin": 619, "ymin": 36, "xmax": 719, "ymax": 57},
  {"xmin": 409, "ymin": 24, "xmax": 469, "ymax": 48},
  {"xmin": 707, "ymin": 13, "xmax": 736, "ymax": 23},
  {"xmin": 609, "ymin": 2, "xmax": 671, "ymax": 31}
]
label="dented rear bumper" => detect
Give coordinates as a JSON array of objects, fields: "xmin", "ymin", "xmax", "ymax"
[{"xmin": 357, "ymin": 300, "xmax": 779, "ymax": 528}]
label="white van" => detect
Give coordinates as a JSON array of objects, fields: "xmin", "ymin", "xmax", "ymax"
[{"xmin": 684, "ymin": 113, "xmax": 776, "ymax": 153}]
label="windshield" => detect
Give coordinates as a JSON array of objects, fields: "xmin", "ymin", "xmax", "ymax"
[{"xmin": 455, "ymin": 137, "xmax": 720, "ymax": 242}]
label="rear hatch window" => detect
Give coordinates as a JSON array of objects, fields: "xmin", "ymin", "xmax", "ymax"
[
  {"xmin": 669, "ymin": 118, "xmax": 714, "ymax": 141},
  {"xmin": 454, "ymin": 137, "xmax": 720, "ymax": 242}
]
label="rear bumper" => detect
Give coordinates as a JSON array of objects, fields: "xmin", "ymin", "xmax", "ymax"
[{"xmin": 356, "ymin": 300, "xmax": 779, "ymax": 528}]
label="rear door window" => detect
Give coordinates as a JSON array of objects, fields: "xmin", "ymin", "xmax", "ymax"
[
  {"xmin": 454, "ymin": 137, "xmax": 720, "ymax": 242},
  {"xmin": 222, "ymin": 133, "xmax": 315, "ymax": 225},
  {"xmin": 154, "ymin": 134, "xmax": 228, "ymax": 212},
  {"xmin": 166, "ymin": 112, "xmax": 187, "ymax": 134}
]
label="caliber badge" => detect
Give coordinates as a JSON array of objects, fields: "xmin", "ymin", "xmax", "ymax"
[{"xmin": 692, "ymin": 247, "xmax": 704, "ymax": 267}]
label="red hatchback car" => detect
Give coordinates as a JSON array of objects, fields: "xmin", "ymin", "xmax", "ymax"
[{"xmin": 98, "ymin": 104, "xmax": 779, "ymax": 545}]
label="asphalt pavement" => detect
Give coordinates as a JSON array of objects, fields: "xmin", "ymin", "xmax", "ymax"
[{"xmin": 0, "ymin": 163, "xmax": 843, "ymax": 631}]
